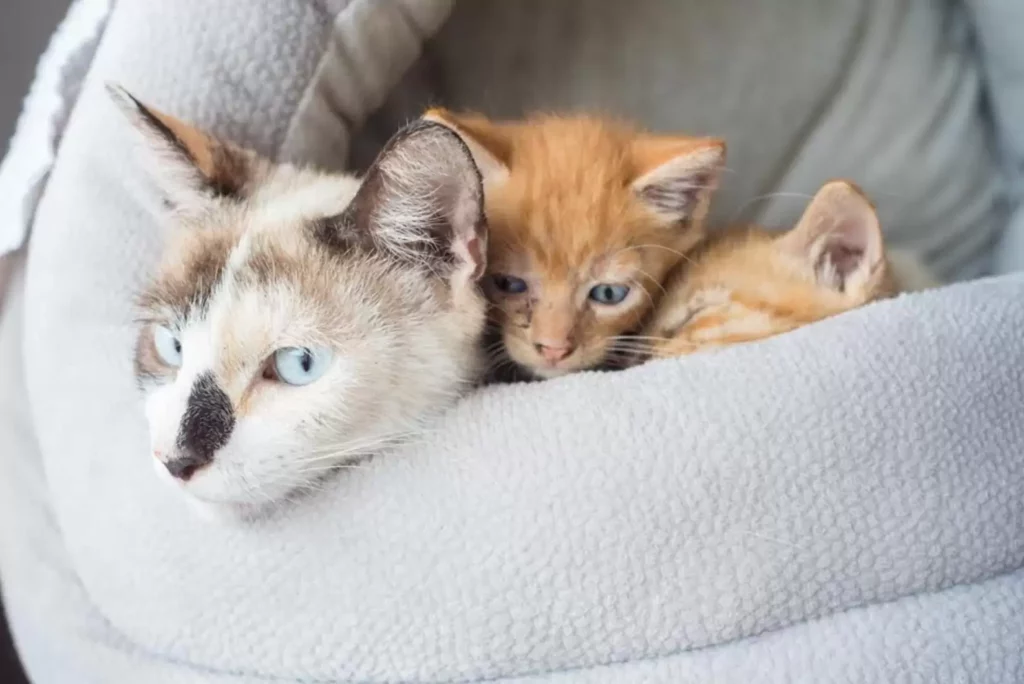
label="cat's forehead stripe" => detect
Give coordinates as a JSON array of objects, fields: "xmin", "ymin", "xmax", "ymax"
[
  {"xmin": 139, "ymin": 233, "xmax": 235, "ymax": 320},
  {"xmin": 141, "ymin": 222, "xmax": 325, "ymax": 321}
]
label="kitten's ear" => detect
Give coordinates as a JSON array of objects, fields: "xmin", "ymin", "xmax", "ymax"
[
  {"xmin": 422, "ymin": 108, "xmax": 511, "ymax": 185},
  {"xmin": 107, "ymin": 83, "xmax": 256, "ymax": 209},
  {"xmin": 630, "ymin": 136, "xmax": 726, "ymax": 223},
  {"xmin": 777, "ymin": 180, "xmax": 886, "ymax": 297},
  {"xmin": 343, "ymin": 120, "xmax": 488, "ymax": 284}
]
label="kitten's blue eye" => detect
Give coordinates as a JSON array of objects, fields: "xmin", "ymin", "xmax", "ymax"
[
  {"xmin": 153, "ymin": 325, "xmax": 183, "ymax": 367},
  {"xmin": 492, "ymin": 274, "xmax": 528, "ymax": 295},
  {"xmin": 588, "ymin": 284, "xmax": 631, "ymax": 305},
  {"xmin": 272, "ymin": 346, "xmax": 333, "ymax": 386}
]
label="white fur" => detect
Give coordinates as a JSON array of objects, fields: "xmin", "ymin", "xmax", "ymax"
[
  {"xmin": 145, "ymin": 321, "xmax": 214, "ymax": 464},
  {"xmin": 371, "ymin": 135, "xmax": 483, "ymax": 269}
]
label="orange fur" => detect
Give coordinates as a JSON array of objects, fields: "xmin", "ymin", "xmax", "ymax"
[
  {"xmin": 640, "ymin": 180, "xmax": 924, "ymax": 359},
  {"xmin": 425, "ymin": 109, "xmax": 725, "ymax": 378}
]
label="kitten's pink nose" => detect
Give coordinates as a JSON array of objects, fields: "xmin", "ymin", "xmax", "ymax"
[{"xmin": 535, "ymin": 342, "xmax": 574, "ymax": 363}]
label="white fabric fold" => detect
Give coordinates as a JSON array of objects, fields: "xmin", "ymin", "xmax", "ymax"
[{"xmin": 0, "ymin": 0, "xmax": 113, "ymax": 257}]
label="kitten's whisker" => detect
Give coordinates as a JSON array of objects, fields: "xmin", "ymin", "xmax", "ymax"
[
  {"xmin": 604, "ymin": 346, "xmax": 654, "ymax": 358},
  {"xmin": 612, "ymin": 334, "xmax": 671, "ymax": 342},
  {"xmin": 632, "ymin": 268, "xmax": 666, "ymax": 296},
  {"xmin": 612, "ymin": 243, "xmax": 697, "ymax": 267},
  {"xmin": 728, "ymin": 191, "xmax": 816, "ymax": 223}
]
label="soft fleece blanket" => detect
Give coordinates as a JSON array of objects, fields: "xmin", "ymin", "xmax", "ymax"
[{"xmin": 1, "ymin": 1, "xmax": 1023, "ymax": 683}]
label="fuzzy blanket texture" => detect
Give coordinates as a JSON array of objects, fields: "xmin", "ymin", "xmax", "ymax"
[{"xmin": 1, "ymin": 1, "xmax": 1023, "ymax": 682}]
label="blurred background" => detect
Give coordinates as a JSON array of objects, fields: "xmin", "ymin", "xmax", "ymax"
[
  {"xmin": 1, "ymin": 1, "xmax": 68, "ymax": 679},
  {"xmin": 1, "ymin": 0, "xmax": 70, "ymax": 148}
]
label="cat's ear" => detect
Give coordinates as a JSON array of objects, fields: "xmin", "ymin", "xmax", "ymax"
[
  {"xmin": 107, "ymin": 84, "xmax": 257, "ymax": 209},
  {"xmin": 422, "ymin": 108, "xmax": 511, "ymax": 186},
  {"xmin": 777, "ymin": 180, "xmax": 886, "ymax": 296},
  {"xmin": 341, "ymin": 120, "xmax": 488, "ymax": 284},
  {"xmin": 630, "ymin": 136, "xmax": 726, "ymax": 223}
]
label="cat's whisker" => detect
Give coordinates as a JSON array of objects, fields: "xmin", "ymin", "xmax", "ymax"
[
  {"xmin": 603, "ymin": 337, "xmax": 654, "ymax": 351},
  {"xmin": 612, "ymin": 243, "xmax": 696, "ymax": 266},
  {"xmin": 483, "ymin": 339, "xmax": 508, "ymax": 354},
  {"xmin": 634, "ymin": 290, "xmax": 656, "ymax": 309},
  {"xmin": 631, "ymin": 268, "xmax": 666, "ymax": 296},
  {"xmin": 309, "ymin": 430, "xmax": 423, "ymax": 453},
  {"xmin": 727, "ymin": 191, "xmax": 817, "ymax": 223},
  {"xmin": 604, "ymin": 345, "xmax": 654, "ymax": 358},
  {"xmin": 612, "ymin": 334, "xmax": 671, "ymax": 342},
  {"xmin": 303, "ymin": 436, "xmax": 423, "ymax": 464},
  {"xmin": 292, "ymin": 462, "xmax": 374, "ymax": 477},
  {"xmin": 484, "ymin": 345, "xmax": 513, "ymax": 361},
  {"xmin": 620, "ymin": 345, "xmax": 651, "ymax": 356},
  {"xmin": 309, "ymin": 432, "xmax": 425, "ymax": 458}
]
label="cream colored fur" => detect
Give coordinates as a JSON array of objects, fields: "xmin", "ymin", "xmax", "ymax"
[{"xmin": 116, "ymin": 90, "xmax": 488, "ymax": 519}]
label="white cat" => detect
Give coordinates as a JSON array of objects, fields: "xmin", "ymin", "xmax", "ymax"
[{"xmin": 112, "ymin": 86, "xmax": 488, "ymax": 519}]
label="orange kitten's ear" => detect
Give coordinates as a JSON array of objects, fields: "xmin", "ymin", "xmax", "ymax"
[
  {"xmin": 777, "ymin": 180, "xmax": 885, "ymax": 297},
  {"xmin": 630, "ymin": 136, "xmax": 726, "ymax": 223},
  {"xmin": 422, "ymin": 108, "xmax": 511, "ymax": 185},
  {"xmin": 107, "ymin": 83, "xmax": 256, "ymax": 209}
]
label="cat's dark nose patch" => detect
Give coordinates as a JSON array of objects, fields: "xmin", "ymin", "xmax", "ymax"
[{"xmin": 173, "ymin": 372, "xmax": 235, "ymax": 478}]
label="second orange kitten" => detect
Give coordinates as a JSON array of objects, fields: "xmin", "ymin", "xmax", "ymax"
[{"xmin": 637, "ymin": 180, "xmax": 937, "ymax": 360}]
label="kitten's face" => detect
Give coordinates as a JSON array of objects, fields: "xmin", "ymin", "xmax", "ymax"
[
  {"xmin": 115, "ymin": 88, "xmax": 487, "ymax": 517},
  {"xmin": 641, "ymin": 180, "xmax": 895, "ymax": 359},
  {"xmin": 425, "ymin": 111, "xmax": 725, "ymax": 379}
]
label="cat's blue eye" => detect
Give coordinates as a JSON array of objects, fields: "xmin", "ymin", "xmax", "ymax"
[
  {"xmin": 492, "ymin": 274, "xmax": 529, "ymax": 295},
  {"xmin": 272, "ymin": 346, "xmax": 333, "ymax": 386},
  {"xmin": 588, "ymin": 284, "xmax": 631, "ymax": 305},
  {"xmin": 153, "ymin": 325, "xmax": 183, "ymax": 367}
]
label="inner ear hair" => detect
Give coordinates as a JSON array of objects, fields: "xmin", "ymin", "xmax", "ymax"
[
  {"xmin": 630, "ymin": 137, "xmax": 726, "ymax": 222},
  {"xmin": 334, "ymin": 120, "xmax": 488, "ymax": 280},
  {"xmin": 107, "ymin": 83, "xmax": 254, "ymax": 202},
  {"xmin": 780, "ymin": 179, "xmax": 885, "ymax": 292}
]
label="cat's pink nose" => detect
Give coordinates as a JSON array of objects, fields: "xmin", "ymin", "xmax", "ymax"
[{"xmin": 535, "ymin": 342, "xmax": 574, "ymax": 363}]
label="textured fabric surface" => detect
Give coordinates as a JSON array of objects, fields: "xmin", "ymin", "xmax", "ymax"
[
  {"xmin": 8, "ymin": 233, "xmax": 1024, "ymax": 682},
  {"xmin": 2, "ymin": 0, "xmax": 1024, "ymax": 682}
]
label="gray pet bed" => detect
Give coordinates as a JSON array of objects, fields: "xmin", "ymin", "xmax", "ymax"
[{"xmin": 1, "ymin": 1, "xmax": 1023, "ymax": 682}]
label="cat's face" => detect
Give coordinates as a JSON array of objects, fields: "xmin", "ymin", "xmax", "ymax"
[
  {"xmin": 641, "ymin": 180, "xmax": 895, "ymax": 359},
  {"xmin": 425, "ymin": 111, "xmax": 725, "ymax": 379},
  {"xmin": 114, "ymin": 88, "xmax": 487, "ymax": 517}
]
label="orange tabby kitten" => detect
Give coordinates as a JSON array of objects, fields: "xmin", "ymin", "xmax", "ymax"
[
  {"xmin": 639, "ymin": 180, "xmax": 936, "ymax": 359},
  {"xmin": 425, "ymin": 109, "xmax": 725, "ymax": 379}
]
